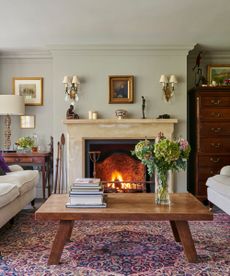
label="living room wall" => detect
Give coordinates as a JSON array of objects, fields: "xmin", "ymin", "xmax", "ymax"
[{"xmin": 0, "ymin": 45, "xmax": 193, "ymax": 195}]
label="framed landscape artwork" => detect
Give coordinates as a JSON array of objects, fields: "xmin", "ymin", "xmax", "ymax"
[
  {"xmin": 207, "ymin": 64, "xmax": 230, "ymax": 85},
  {"xmin": 109, "ymin": 75, "xmax": 134, "ymax": 103},
  {"xmin": 13, "ymin": 77, "xmax": 43, "ymax": 106}
]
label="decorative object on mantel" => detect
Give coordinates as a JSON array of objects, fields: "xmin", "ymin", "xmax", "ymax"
[
  {"xmin": 62, "ymin": 75, "xmax": 80, "ymax": 105},
  {"xmin": 0, "ymin": 95, "xmax": 25, "ymax": 150},
  {"xmin": 141, "ymin": 96, "xmax": 146, "ymax": 119},
  {"xmin": 13, "ymin": 77, "xmax": 43, "ymax": 106},
  {"xmin": 109, "ymin": 75, "xmax": 134, "ymax": 104},
  {"xmin": 115, "ymin": 109, "xmax": 127, "ymax": 119},
  {"xmin": 157, "ymin": 114, "xmax": 170, "ymax": 119},
  {"xmin": 159, "ymin": 74, "xmax": 178, "ymax": 102},
  {"xmin": 132, "ymin": 133, "xmax": 190, "ymax": 205},
  {"xmin": 66, "ymin": 104, "xmax": 79, "ymax": 119}
]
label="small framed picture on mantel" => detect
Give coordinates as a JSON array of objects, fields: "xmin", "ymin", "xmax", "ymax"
[
  {"xmin": 13, "ymin": 77, "xmax": 43, "ymax": 106},
  {"xmin": 109, "ymin": 75, "xmax": 134, "ymax": 104}
]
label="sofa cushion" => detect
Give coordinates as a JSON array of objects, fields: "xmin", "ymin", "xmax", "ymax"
[
  {"xmin": 0, "ymin": 170, "xmax": 39, "ymax": 196},
  {"xmin": 206, "ymin": 175, "xmax": 230, "ymax": 198},
  {"xmin": 0, "ymin": 154, "xmax": 10, "ymax": 173},
  {"xmin": 0, "ymin": 183, "xmax": 20, "ymax": 208}
]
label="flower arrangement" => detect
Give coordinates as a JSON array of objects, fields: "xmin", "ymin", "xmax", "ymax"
[
  {"xmin": 15, "ymin": 136, "xmax": 35, "ymax": 150},
  {"xmin": 132, "ymin": 132, "xmax": 191, "ymax": 176},
  {"xmin": 132, "ymin": 133, "xmax": 191, "ymax": 204}
]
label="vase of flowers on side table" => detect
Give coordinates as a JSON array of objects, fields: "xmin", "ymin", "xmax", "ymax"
[
  {"xmin": 132, "ymin": 132, "xmax": 191, "ymax": 205},
  {"xmin": 15, "ymin": 136, "xmax": 36, "ymax": 153}
]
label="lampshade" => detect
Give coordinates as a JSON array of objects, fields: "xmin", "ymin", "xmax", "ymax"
[
  {"xmin": 159, "ymin": 75, "xmax": 168, "ymax": 83},
  {"xmin": 72, "ymin": 75, "xmax": 80, "ymax": 84},
  {"xmin": 169, "ymin": 75, "xmax": 178, "ymax": 84},
  {"xmin": 0, "ymin": 95, "xmax": 25, "ymax": 115}
]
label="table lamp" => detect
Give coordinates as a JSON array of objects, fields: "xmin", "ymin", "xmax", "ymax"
[{"xmin": 0, "ymin": 95, "xmax": 25, "ymax": 150}]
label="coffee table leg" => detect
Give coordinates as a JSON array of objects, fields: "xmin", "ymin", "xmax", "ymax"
[
  {"xmin": 174, "ymin": 220, "xmax": 197, "ymax": 263},
  {"xmin": 170, "ymin": 221, "xmax": 181, "ymax": 242},
  {"xmin": 48, "ymin": 220, "xmax": 74, "ymax": 265}
]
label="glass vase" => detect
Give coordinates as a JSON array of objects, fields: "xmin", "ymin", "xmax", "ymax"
[{"xmin": 155, "ymin": 169, "xmax": 170, "ymax": 205}]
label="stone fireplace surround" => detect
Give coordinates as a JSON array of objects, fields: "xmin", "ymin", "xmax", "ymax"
[{"xmin": 64, "ymin": 118, "xmax": 178, "ymax": 192}]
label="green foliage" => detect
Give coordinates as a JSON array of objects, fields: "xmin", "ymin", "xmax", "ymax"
[
  {"xmin": 16, "ymin": 136, "xmax": 35, "ymax": 149},
  {"xmin": 132, "ymin": 134, "xmax": 191, "ymax": 177}
]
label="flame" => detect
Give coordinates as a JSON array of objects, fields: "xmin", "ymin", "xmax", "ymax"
[{"xmin": 111, "ymin": 170, "xmax": 123, "ymax": 182}]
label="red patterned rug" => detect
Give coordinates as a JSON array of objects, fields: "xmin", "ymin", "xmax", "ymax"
[{"xmin": 0, "ymin": 210, "xmax": 229, "ymax": 275}]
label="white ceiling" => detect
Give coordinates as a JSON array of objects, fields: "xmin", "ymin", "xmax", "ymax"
[{"xmin": 0, "ymin": 0, "xmax": 230, "ymax": 51}]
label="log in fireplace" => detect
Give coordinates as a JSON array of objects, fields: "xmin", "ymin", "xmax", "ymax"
[{"xmin": 85, "ymin": 139, "xmax": 154, "ymax": 192}]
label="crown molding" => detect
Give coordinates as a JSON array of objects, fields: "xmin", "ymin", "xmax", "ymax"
[
  {"xmin": 48, "ymin": 44, "xmax": 194, "ymax": 56},
  {"xmin": 0, "ymin": 49, "xmax": 52, "ymax": 59}
]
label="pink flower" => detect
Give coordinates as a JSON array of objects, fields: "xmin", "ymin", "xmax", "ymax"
[{"xmin": 178, "ymin": 138, "xmax": 189, "ymax": 150}]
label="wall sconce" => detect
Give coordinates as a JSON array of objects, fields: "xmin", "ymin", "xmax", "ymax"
[
  {"xmin": 159, "ymin": 74, "xmax": 178, "ymax": 102},
  {"xmin": 62, "ymin": 75, "xmax": 80, "ymax": 104}
]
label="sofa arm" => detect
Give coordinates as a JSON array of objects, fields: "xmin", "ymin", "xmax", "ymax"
[
  {"xmin": 220, "ymin": 165, "xmax": 230, "ymax": 176},
  {"xmin": 8, "ymin": 164, "xmax": 24, "ymax": 172}
]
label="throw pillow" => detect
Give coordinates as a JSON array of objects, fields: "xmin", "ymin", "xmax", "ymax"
[
  {"xmin": 0, "ymin": 154, "xmax": 10, "ymax": 173},
  {"xmin": 0, "ymin": 166, "xmax": 6, "ymax": 175}
]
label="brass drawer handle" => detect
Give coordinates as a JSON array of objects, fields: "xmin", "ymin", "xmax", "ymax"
[
  {"xmin": 211, "ymin": 112, "xmax": 221, "ymax": 118},
  {"xmin": 210, "ymin": 157, "xmax": 220, "ymax": 163},
  {"xmin": 210, "ymin": 99, "xmax": 221, "ymax": 105},
  {"xmin": 15, "ymin": 158, "xmax": 20, "ymax": 162},
  {"xmin": 211, "ymin": 127, "xmax": 221, "ymax": 133},
  {"xmin": 211, "ymin": 143, "xmax": 221, "ymax": 148}
]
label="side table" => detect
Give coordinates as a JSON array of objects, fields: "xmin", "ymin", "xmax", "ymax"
[{"xmin": 3, "ymin": 151, "xmax": 52, "ymax": 199}]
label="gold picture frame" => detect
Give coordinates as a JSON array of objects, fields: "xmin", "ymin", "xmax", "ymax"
[
  {"xmin": 13, "ymin": 77, "xmax": 43, "ymax": 106},
  {"xmin": 20, "ymin": 115, "xmax": 35, "ymax": 129},
  {"xmin": 109, "ymin": 75, "xmax": 134, "ymax": 104},
  {"xmin": 207, "ymin": 64, "xmax": 230, "ymax": 85}
]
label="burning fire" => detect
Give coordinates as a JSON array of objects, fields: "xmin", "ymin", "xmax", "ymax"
[{"xmin": 108, "ymin": 170, "xmax": 133, "ymax": 190}]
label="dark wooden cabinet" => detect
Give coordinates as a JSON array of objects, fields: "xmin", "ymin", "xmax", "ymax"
[{"xmin": 187, "ymin": 86, "xmax": 230, "ymax": 200}]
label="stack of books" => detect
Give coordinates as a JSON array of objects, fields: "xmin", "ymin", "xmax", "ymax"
[{"xmin": 66, "ymin": 178, "xmax": 107, "ymax": 208}]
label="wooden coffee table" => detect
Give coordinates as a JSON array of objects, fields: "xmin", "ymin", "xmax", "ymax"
[{"xmin": 35, "ymin": 193, "xmax": 213, "ymax": 265}]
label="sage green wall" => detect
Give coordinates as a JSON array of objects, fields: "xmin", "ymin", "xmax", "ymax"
[{"xmin": 0, "ymin": 45, "xmax": 193, "ymax": 195}]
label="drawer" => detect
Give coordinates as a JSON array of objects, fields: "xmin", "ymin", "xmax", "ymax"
[
  {"xmin": 200, "ymin": 108, "xmax": 230, "ymax": 121},
  {"xmin": 198, "ymin": 167, "xmax": 221, "ymax": 180},
  {"xmin": 199, "ymin": 138, "xmax": 230, "ymax": 153},
  {"xmin": 4, "ymin": 157, "xmax": 33, "ymax": 163},
  {"xmin": 200, "ymin": 96, "xmax": 230, "ymax": 107},
  {"xmin": 199, "ymin": 122, "xmax": 230, "ymax": 137},
  {"xmin": 198, "ymin": 155, "xmax": 230, "ymax": 167}
]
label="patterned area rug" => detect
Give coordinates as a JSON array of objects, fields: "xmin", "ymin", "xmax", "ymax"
[{"xmin": 0, "ymin": 210, "xmax": 229, "ymax": 276}]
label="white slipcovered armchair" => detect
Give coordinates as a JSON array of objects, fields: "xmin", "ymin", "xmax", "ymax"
[{"xmin": 206, "ymin": 166, "xmax": 230, "ymax": 215}]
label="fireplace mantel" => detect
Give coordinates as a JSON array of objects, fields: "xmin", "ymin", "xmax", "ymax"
[{"xmin": 64, "ymin": 118, "xmax": 178, "ymax": 191}]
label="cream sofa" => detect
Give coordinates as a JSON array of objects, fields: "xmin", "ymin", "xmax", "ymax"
[
  {"xmin": 206, "ymin": 166, "xmax": 230, "ymax": 215},
  {"xmin": 0, "ymin": 165, "xmax": 39, "ymax": 228}
]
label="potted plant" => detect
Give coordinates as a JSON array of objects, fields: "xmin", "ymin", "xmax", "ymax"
[{"xmin": 15, "ymin": 136, "xmax": 35, "ymax": 152}]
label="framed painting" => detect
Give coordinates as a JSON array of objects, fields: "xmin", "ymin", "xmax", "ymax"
[
  {"xmin": 20, "ymin": 115, "xmax": 35, "ymax": 129},
  {"xmin": 109, "ymin": 75, "xmax": 134, "ymax": 104},
  {"xmin": 13, "ymin": 77, "xmax": 43, "ymax": 106},
  {"xmin": 207, "ymin": 64, "xmax": 230, "ymax": 85}
]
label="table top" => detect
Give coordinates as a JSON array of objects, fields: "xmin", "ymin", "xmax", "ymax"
[
  {"xmin": 35, "ymin": 193, "xmax": 213, "ymax": 221},
  {"xmin": 2, "ymin": 151, "xmax": 51, "ymax": 157}
]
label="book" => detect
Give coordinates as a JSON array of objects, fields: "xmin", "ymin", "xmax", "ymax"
[
  {"xmin": 71, "ymin": 184, "xmax": 102, "ymax": 189},
  {"xmin": 70, "ymin": 190, "xmax": 104, "ymax": 195},
  {"xmin": 66, "ymin": 202, "xmax": 107, "ymax": 208},
  {"xmin": 69, "ymin": 194, "xmax": 104, "ymax": 205},
  {"xmin": 73, "ymin": 178, "xmax": 100, "ymax": 184}
]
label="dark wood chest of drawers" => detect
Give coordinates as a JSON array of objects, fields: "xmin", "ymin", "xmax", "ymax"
[{"xmin": 187, "ymin": 87, "xmax": 230, "ymax": 200}]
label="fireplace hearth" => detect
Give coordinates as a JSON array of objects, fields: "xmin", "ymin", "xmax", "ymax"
[
  {"xmin": 85, "ymin": 139, "xmax": 153, "ymax": 192},
  {"xmin": 64, "ymin": 118, "xmax": 178, "ymax": 192}
]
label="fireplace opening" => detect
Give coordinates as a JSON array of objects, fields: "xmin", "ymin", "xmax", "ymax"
[{"xmin": 85, "ymin": 139, "xmax": 154, "ymax": 192}]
